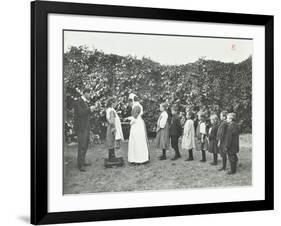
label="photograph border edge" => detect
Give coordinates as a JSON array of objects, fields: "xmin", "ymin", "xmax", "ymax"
[{"xmin": 31, "ymin": 1, "xmax": 274, "ymax": 224}]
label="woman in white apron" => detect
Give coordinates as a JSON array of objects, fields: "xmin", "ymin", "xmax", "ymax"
[{"xmin": 126, "ymin": 93, "xmax": 149, "ymax": 164}]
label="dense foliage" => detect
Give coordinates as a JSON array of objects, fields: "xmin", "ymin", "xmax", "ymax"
[{"xmin": 64, "ymin": 46, "xmax": 252, "ymax": 141}]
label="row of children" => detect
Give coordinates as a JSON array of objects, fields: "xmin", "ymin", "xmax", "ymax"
[{"xmin": 155, "ymin": 103, "xmax": 240, "ymax": 175}]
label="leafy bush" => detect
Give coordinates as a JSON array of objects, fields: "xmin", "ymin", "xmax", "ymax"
[{"xmin": 64, "ymin": 46, "xmax": 252, "ymax": 141}]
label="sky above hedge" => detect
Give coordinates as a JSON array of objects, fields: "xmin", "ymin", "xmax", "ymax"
[{"xmin": 64, "ymin": 30, "xmax": 252, "ymax": 65}]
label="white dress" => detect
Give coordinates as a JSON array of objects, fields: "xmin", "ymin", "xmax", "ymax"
[
  {"xmin": 114, "ymin": 112, "xmax": 124, "ymax": 141},
  {"xmin": 128, "ymin": 105, "xmax": 149, "ymax": 163},
  {"xmin": 106, "ymin": 108, "xmax": 124, "ymax": 141},
  {"xmin": 182, "ymin": 119, "xmax": 196, "ymax": 150}
]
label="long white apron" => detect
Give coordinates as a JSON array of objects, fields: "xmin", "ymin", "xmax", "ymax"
[
  {"xmin": 114, "ymin": 114, "xmax": 124, "ymax": 141},
  {"xmin": 182, "ymin": 119, "xmax": 196, "ymax": 150},
  {"xmin": 128, "ymin": 116, "xmax": 149, "ymax": 163}
]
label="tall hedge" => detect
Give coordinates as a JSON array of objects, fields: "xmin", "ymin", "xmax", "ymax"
[{"xmin": 64, "ymin": 46, "xmax": 252, "ymax": 141}]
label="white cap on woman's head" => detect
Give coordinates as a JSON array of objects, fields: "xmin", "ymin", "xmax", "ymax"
[{"xmin": 129, "ymin": 93, "xmax": 136, "ymax": 100}]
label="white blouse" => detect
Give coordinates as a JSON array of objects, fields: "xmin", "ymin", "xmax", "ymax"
[
  {"xmin": 199, "ymin": 122, "xmax": 206, "ymax": 134},
  {"xmin": 157, "ymin": 111, "xmax": 168, "ymax": 129}
]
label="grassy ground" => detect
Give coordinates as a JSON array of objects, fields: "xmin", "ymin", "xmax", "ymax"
[{"xmin": 63, "ymin": 134, "xmax": 252, "ymax": 194}]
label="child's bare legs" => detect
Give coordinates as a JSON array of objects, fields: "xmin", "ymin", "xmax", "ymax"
[{"xmin": 219, "ymin": 153, "xmax": 227, "ymax": 171}]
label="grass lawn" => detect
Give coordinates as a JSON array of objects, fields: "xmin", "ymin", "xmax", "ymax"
[{"xmin": 63, "ymin": 134, "xmax": 252, "ymax": 194}]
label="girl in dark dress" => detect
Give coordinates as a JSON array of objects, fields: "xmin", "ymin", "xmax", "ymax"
[{"xmin": 208, "ymin": 114, "xmax": 220, "ymax": 165}]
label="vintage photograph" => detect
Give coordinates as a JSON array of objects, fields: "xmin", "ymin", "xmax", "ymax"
[{"xmin": 63, "ymin": 30, "xmax": 252, "ymax": 194}]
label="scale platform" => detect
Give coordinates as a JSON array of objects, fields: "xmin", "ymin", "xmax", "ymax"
[{"xmin": 104, "ymin": 157, "xmax": 124, "ymax": 168}]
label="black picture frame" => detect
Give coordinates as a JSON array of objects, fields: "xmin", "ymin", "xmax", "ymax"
[{"xmin": 31, "ymin": 0, "xmax": 274, "ymax": 224}]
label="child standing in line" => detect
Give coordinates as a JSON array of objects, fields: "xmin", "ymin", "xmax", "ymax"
[
  {"xmin": 182, "ymin": 110, "xmax": 196, "ymax": 161},
  {"xmin": 155, "ymin": 103, "xmax": 170, "ymax": 160},
  {"xmin": 113, "ymin": 105, "xmax": 124, "ymax": 151},
  {"xmin": 105, "ymin": 97, "xmax": 118, "ymax": 161},
  {"xmin": 216, "ymin": 111, "xmax": 228, "ymax": 171},
  {"xmin": 208, "ymin": 114, "xmax": 220, "ymax": 165},
  {"xmin": 225, "ymin": 113, "xmax": 240, "ymax": 174},
  {"xmin": 196, "ymin": 112, "xmax": 208, "ymax": 162},
  {"xmin": 106, "ymin": 98, "xmax": 124, "ymax": 150},
  {"xmin": 169, "ymin": 105, "xmax": 182, "ymax": 160},
  {"xmin": 192, "ymin": 106, "xmax": 200, "ymax": 132}
]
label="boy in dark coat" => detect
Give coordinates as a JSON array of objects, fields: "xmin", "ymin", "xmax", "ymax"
[
  {"xmin": 169, "ymin": 105, "xmax": 182, "ymax": 160},
  {"xmin": 208, "ymin": 114, "xmax": 220, "ymax": 165},
  {"xmin": 73, "ymin": 88, "xmax": 92, "ymax": 172},
  {"xmin": 216, "ymin": 111, "xmax": 228, "ymax": 171},
  {"xmin": 225, "ymin": 113, "xmax": 240, "ymax": 175},
  {"xmin": 191, "ymin": 106, "xmax": 199, "ymax": 132}
]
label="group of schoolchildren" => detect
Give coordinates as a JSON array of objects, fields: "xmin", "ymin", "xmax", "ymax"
[
  {"xmin": 104, "ymin": 92, "xmax": 239, "ymax": 175},
  {"xmin": 155, "ymin": 103, "xmax": 240, "ymax": 175},
  {"xmin": 74, "ymin": 89, "xmax": 240, "ymax": 175}
]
